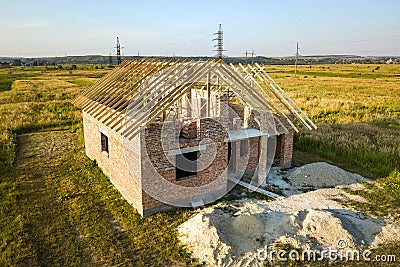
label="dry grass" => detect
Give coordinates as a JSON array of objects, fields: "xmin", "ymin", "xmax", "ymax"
[
  {"xmin": 263, "ymin": 63, "xmax": 400, "ymax": 267},
  {"xmin": 0, "ymin": 65, "xmax": 197, "ymax": 266},
  {"xmin": 268, "ymin": 64, "xmax": 400, "ymax": 178},
  {"xmin": 0, "ymin": 63, "xmax": 399, "ymax": 266}
]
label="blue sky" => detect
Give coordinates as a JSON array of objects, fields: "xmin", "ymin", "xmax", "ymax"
[{"xmin": 1, "ymin": 0, "xmax": 399, "ymax": 57}]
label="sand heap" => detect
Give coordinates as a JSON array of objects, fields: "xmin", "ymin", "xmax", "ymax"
[
  {"xmin": 267, "ymin": 162, "xmax": 368, "ymax": 196},
  {"xmin": 178, "ymin": 163, "xmax": 400, "ymax": 267},
  {"xmin": 286, "ymin": 162, "xmax": 367, "ymax": 188}
]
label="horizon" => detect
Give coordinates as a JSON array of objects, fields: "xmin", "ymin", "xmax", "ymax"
[
  {"xmin": 1, "ymin": 54, "xmax": 399, "ymax": 60},
  {"xmin": 1, "ymin": 0, "xmax": 399, "ymax": 58}
]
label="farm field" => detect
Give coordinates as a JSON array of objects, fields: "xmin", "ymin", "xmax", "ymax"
[
  {"xmin": 268, "ymin": 64, "xmax": 400, "ymax": 178},
  {"xmin": 0, "ymin": 63, "xmax": 399, "ymax": 266}
]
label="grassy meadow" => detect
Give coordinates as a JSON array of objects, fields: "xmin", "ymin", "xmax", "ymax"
[
  {"xmin": 268, "ymin": 64, "xmax": 400, "ymax": 178},
  {"xmin": 0, "ymin": 63, "xmax": 399, "ymax": 266},
  {"xmin": 269, "ymin": 65, "xmax": 400, "ymax": 267},
  {"xmin": 0, "ymin": 65, "xmax": 194, "ymax": 266}
]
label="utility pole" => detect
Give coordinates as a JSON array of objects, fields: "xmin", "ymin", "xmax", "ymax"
[
  {"xmin": 245, "ymin": 50, "xmax": 248, "ymax": 64},
  {"xmin": 251, "ymin": 50, "xmax": 255, "ymax": 65},
  {"xmin": 294, "ymin": 42, "xmax": 299, "ymax": 78}
]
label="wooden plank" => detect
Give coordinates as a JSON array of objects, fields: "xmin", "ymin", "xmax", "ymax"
[
  {"xmin": 122, "ymin": 60, "xmax": 219, "ymax": 139},
  {"xmin": 255, "ymin": 63, "xmax": 317, "ymax": 129},
  {"xmin": 76, "ymin": 61, "xmax": 137, "ymax": 109},
  {"xmin": 78, "ymin": 61, "xmax": 140, "ymax": 112},
  {"xmin": 113, "ymin": 60, "xmax": 202, "ymax": 133},
  {"xmin": 216, "ymin": 64, "xmax": 283, "ymax": 135},
  {"xmin": 228, "ymin": 177, "xmax": 280, "ymax": 199},
  {"xmin": 97, "ymin": 61, "xmax": 171, "ymax": 124},
  {"xmin": 236, "ymin": 63, "xmax": 300, "ymax": 133}
]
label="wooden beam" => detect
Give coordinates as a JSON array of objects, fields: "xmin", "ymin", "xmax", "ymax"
[
  {"xmin": 97, "ymin": 61, "xmax": 171, "ymax": 124},
  {"xmin": 85, "ymin": 60, "xmax": 147, "ymax": 116},
  {"xmin": 121, "ymin": 60, "xmax": 217, "ymax": 138},
  {"xmin": 76, "ymin": 61, "xmax": 139, "ymax": 109},
  {"xmin": 236, "ymin": 63, "xmax": 299, "ymax": 132},
  {"xmin": 206, "ymin": 72, "xmax": 211, "ymax": 117},
  {"xmin": 255, "ymin": 63, "xmax": 317, "ymax": 130},
  {"xmin": 78, "ymin": 61, "xmax": 141, "ymax": 113},
  {"xmin": 111, "ymin": 60, "xmax": 197, "ymax": 131},
  {"xmin": 228, "ymin": 177, "xmax": 280, "ymax": 199},
  {"xmin": 217, "ymin": 64, "xmax": 284, "ymax": 135},
  {"xmin": 122, "ymin": 61, "xmax": 219, "ymax": 140}
]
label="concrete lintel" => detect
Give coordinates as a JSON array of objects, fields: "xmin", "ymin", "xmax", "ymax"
[
  {"xmin": 225, "ymin": 128, "xmax": 266, "ymax": 142},
  {"xmin": 167, "ymin": 144, "xmax": 207, "ymax": 156}
]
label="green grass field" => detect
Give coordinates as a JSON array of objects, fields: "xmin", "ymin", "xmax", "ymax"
[
  {"xmin": 268, "ymin": 64, "xmax": 400, "ymax": 179},
  {"xmin": 0, "ymin": 63, "xmax": 399, "ymax": 266},
  {"xmin": 0, "ymin": 66, "xmax": 195, "ymax": 266}
]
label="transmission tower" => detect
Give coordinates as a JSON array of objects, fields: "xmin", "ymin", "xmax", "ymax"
[
  {"xmin": 213, "ymin": 24, "xmax": 225, "ymax": 59},
  {"xmin": 115, "ymin": 37, "xmax": 122, "ymax": 65}
]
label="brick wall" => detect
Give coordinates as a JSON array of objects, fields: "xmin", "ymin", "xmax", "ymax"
[
  {"xmin": 229, "ymin": 103, "xmax": 245, "ymax": 121},
  {"xmin": 82, "ymin": 111, "xmax": 143, "ymax": 215},
  {"xmin": 141, "ymin": 119, "xmax": 228, "ymax": 213},
  {"xmin": 274, "ymin": 130, "xmax": 294, "ymax": 167},
  {"xmin": 180, "ymin": 119, "xmax": 197, "ymax": 139},
  {"xmin": 141, "ymin": 119, "xmax": 228, "ymax": 211},
  {"xmin": 83, "ymin": 108, "xmax": 294, "ymax": 216},
  {"xmin": 247, "ymin": 137, "xmax": 260, "ymax": 171}
]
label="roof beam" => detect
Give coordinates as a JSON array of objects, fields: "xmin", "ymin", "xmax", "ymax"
[{"xmin": 122, "ymin": 60, "xmax": 220, "ymax": 140}]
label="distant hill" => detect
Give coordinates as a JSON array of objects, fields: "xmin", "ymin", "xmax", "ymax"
[{"xmin": 0, "ymin": 55, "xmax": 398, "ymax": 66}]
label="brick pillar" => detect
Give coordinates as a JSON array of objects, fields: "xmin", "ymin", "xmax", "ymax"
[
  {"xmin": 281, "ymin": 130, "xmax": 294, "ymax": 168},
  {"xmin": 275, "ymin": 130, "xmax": 294, "ymax": 168},
  {"xmin": 255, "ymin": 110, "xmax": 275, "ymax": 186},
  {"xmin": 243, "ymin": 105, "xmax": 251, "ymax": 128},
  {"xmin": 218, "ymin": 93, "xmax": 229, "ymax": 129},
  {"xmin": 257, "ymin": 135, "xmax": 268, "ymax": 186}
]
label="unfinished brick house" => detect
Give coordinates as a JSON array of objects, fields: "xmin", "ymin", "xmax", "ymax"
[{"xmin": 74, "ymin": 60, "xmax": 316, "ymax": 216}]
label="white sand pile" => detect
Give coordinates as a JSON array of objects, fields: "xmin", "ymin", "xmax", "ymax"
[
  {"xmin": 178, "ymin": 163, "xmax": 400, "ymax": 267},
  {"xmin": 286, "ymin": 162, "xmax": 367, "ymax": 188},
  {"xmin": 267, "ymin": 162, "xmax": 368, "ymax": 196}
]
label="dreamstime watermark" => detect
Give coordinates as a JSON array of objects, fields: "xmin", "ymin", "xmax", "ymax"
[{"xmin": 256, "ymin": 239, "xmax": 396, "ymax": 263}]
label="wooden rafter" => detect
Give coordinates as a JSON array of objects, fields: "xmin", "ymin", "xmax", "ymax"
[{"xmin": 73, "ymin": 59, "xmax": 316, "ymax": 140}]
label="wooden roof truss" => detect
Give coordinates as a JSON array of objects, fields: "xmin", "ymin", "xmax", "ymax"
[{"xmin": 74, "ymin": 60, "xmax": 316, "ymax": 140}]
